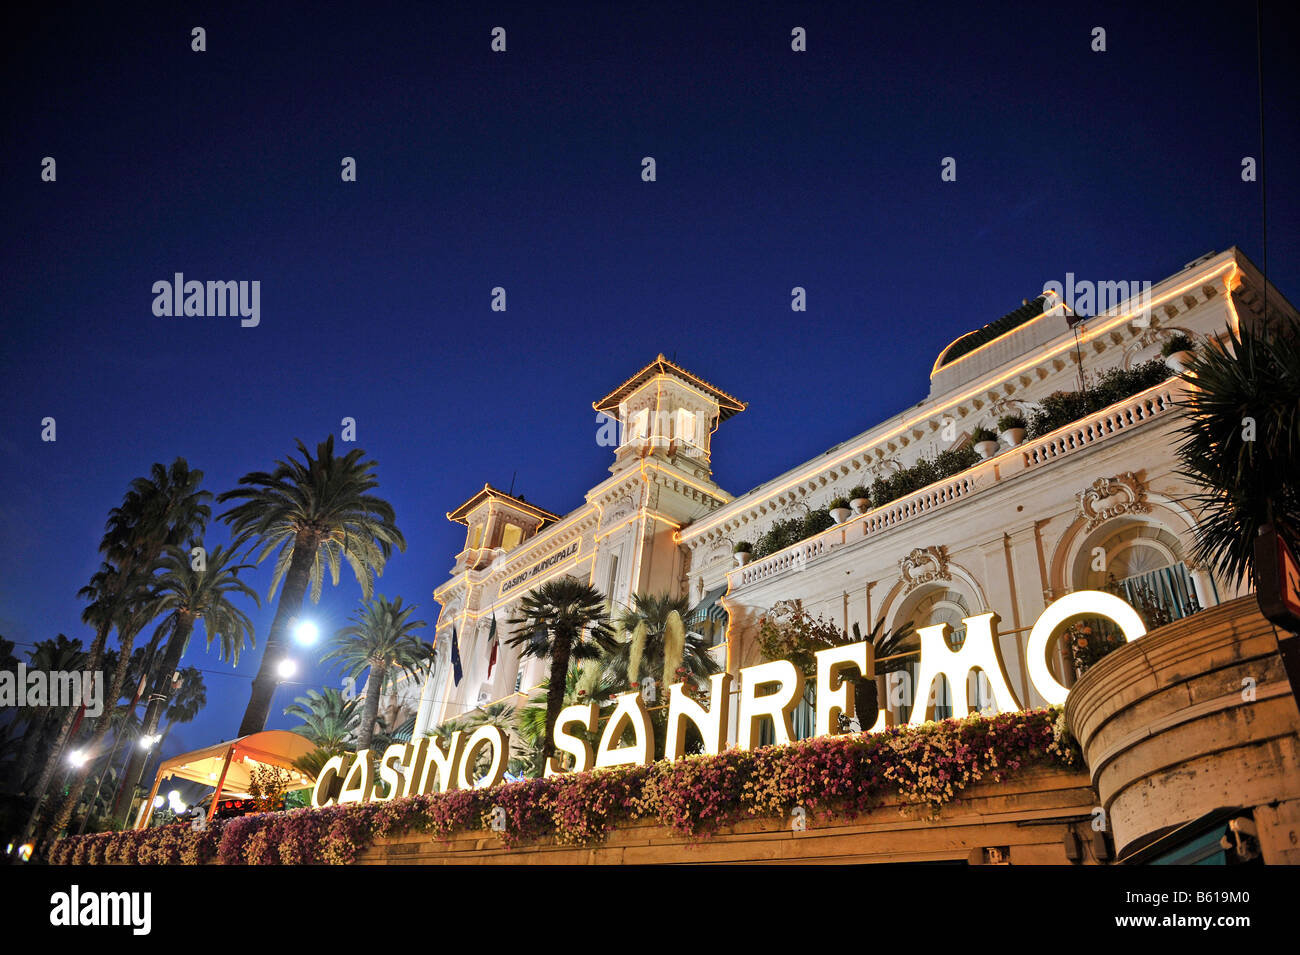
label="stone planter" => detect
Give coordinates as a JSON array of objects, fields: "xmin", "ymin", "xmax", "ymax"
[
  {"xmin": 733, "ymin": 552, "xmax": 751, "ymax": 567},
  {"xmin": 1065, "ymin": 597, "xmax": 1300, "ymax": 863},
  {"xmin": 829, "ymin": 507, "xmax": 852, "ymax": 524},
  {"xmin": 1165, "ymin": 350, "xmax": 1195, "ymax": 373},
  {"xmin": 974, "ymin": 440, "xmax": 999, "ymax": 460},
  {"xmin": 850, "ymin": 497, "xmax": 870, "ymax": 514},
  {"xmin": 999, "ymin": 427, "xmax": 1026, "ymax": 448}
]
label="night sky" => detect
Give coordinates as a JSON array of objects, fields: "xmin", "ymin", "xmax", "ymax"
[{"xmin": 2, "ymin": 1, "xmax": 1295, "ymax": 765}]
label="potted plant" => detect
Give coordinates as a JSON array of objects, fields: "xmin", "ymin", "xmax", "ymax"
[
  {"xmin": 828, "ymin": 496, "xmax": 852, "ymax": 524},
  {"xmin": 996, "ymin": 413, "xmax": 1027, "ymax": 447},
  {"xmin": 848, "ymin": 485, "xmax": 871, "ymax": 514},
  {"xmin": 733, "ymin": 541, "xmax": 752, "ymax": 566},
  {"xmin": 1161, "ymin": 332, "xmax": 1196, "ymax": 372},
  {"xmin": 972, "ymin": 426, "xmax": 1000, "ymax": 459}
]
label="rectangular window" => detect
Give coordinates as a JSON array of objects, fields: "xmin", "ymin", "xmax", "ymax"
[{"xmin": 501, "ymin": 523, "xmax": 522, "ymax": 551}]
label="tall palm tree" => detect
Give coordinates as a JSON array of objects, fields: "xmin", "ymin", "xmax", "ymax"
[
  {"xmin": 7, "ymin": 635, "xmax": 85, "ymax": 794},
  {"xmin": 1175, "ymin": 323, "xmax": 1300, "ymax": 588},
  {"xmin": 505, "ymin": 578, "xmax": 617, "ymax": 768},
  {"xmin": 109, "ymin": 544, "xmax": 259, "ymax": 826},
  {"xmin": 23, "ymin": 459, "xmax": 210, "ymax": 847},
  {"xmin": 218, "ymin": 436, "xmax": 407, "ymax": 737},
  {"xmin": 604, "ymin": 593, "xmax": 721, "ymax": 693},
  {"xmin": 323, "ymin": 596, "xmax": 430, "ymax": 751}
]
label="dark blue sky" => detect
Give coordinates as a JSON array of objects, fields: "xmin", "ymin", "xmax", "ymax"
[{"xmin": 2, "ymin": 1, "xmax": 1295, "ymax": 763}]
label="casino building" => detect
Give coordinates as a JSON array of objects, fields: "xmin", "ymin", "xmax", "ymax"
[{"xmin": 409, "ymin": 247, "xmax": 1300, "ymax": 863}]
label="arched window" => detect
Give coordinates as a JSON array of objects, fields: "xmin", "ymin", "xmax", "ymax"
[{"xmin": 888, "ymin": 587, "xmax": 986, "ymax": 723}]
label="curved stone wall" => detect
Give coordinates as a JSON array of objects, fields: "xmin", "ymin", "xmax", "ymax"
[{"xmin": 1066, "ymin": 596, "xmax": 1300, "ymax": 862}]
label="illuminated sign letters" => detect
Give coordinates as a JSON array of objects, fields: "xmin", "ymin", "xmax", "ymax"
[{"xmin": 311, "ymin": 591, "xmax": 1146, "ymax": 806}]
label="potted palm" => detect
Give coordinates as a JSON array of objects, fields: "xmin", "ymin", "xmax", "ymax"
[
  {"xmin": 828, "ymin": 496, "xmax": 852, "ymax": 524},
  {"xmin": 996, "ymin": 414, "xmax": 1027, "ymax": 447},
  {"xmin": 1162, "ymin": 332, "xmax": 1196, "ymax": 372},
  {"xmin": 848, "ymin": 485, "xmax": 871, "ymax": 514},
  {"xmin": 733, "ymin": 541, "xmax": 753, "ymax": 566},
  {"xmin": 972, "ymin": 426, "xmax": 1000, "ymax": 459}
]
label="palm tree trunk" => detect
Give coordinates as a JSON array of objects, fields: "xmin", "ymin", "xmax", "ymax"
[
  {"xmin": 17, "ymin": 620, "xmax": 112, "ymax": 850},
  {"xmin": 109, "ymin": 617, "xmax": 194, "ymax": 827},
  {"xmin": 49, "ymin": 628, "xmax": 139, "ymax": 837},
  {"xmin": 12, "ymin": 709, "xmax": 49, "ymax": 792},
  {"xmin": 357, "ymin": 663, "xmax": 386, "ymax": 751},
  {"xmin": 238, "ymin": 533, "xmax": 316, "ymax": 737},
  {"xmin": 542, "ymin": 632, "xmax": 573, "ymax": 764}
]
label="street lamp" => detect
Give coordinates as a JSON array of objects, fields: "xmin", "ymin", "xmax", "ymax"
[
  {"xmin": 277, "ymin": 658, "xmax": 297, "ymax": 680},
  {"xmin": 292, "ymin": 619, "xmax": 319, "ymax": 646},
  {"xmin": 68, "ymin": 749, "xmax": 88, "ymax": 768}
]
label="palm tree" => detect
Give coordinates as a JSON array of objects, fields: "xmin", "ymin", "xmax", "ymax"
[
  {"xmin": 218, "ymin": 436, "xmax": 407, "ymax": 737},
  {"xmin": 604, "ymin": 593, "xmax": 721, "ymax": 694},
  {"xmin": 323, "ymin": 596, "xmax": 430, "ymax": 751},
  {"xmin": 24, "ymin": 459, "xmax": 210, "ymax": 847},
  {"xmin": 286, "ymin": 687, "xmax": 361, "ymax": 752},
  {"xmin": 7, "ymin": 635, "xmax": 85, "ymax": 794},
  {"xmin": 505, "ymin": 578, "xmax": 617, "ymax": 768},
  {"xmin": 109, "ymin": 544, "xmax": 259, "ymax": 826},
  {"xmin": 1175, "ymin": 323, "xmax": 1300, "ymax": 589}
]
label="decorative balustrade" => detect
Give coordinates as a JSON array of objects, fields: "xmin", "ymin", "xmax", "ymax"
[{"xmin": 731, "ymin": 380, "xmax": 1184, "ymax": 589}]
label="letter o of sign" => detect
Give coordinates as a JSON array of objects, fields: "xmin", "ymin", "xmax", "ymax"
[
  {"xmin": 456, "ymin": 725, "xmax": 508, "ymax": 790},
  {"xmin": 1025, "ymin": 591, "xmax": 1146, "ymax": 704}
]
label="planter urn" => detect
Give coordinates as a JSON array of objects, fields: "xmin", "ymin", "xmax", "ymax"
[
  {"xmin": 974, "ymin": 440, "xmax": 1000, "ymax": 460},
  {"xmin": 830, "ymin": 507, "xmax": 852, "ymax": 524},
  {"xmin": 999, "ymin": 428, "xmax": 1026, "ymax": 448},
  {"xmin": 734, "ymin": 552, "xmax": 751, "ymax": 567},
  {"xmin": 850, "ymin": 497, "xmax": 870, "ymax": 514},
  {"xmin": 1165, "ymin": 350, "xmax": 1195, "ymax": 373}
]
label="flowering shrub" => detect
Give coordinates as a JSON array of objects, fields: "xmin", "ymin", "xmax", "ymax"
[{"xmin": 49, "ymin": 708, "xmax": 1078, "ymax": 864}]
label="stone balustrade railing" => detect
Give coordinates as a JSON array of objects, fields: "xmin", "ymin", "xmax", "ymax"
[{"xmin": 731, "ymin": 380, "xmax": 1183, "ymax": 589}]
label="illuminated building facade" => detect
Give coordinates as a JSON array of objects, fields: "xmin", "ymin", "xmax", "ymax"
[{"xmin": 410, "ymin": 247, "xmax": 1300, "ymax": 862}]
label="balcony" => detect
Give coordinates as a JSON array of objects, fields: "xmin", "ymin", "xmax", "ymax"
[{"xmin": 730, "ymin": 379, "xmax": 1184, "ymax": 590}]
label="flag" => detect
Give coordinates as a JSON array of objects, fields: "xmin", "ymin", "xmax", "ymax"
[
  {"xmin": 450, "ymin": 624, "xmax": 463, "ymax": 686},
  {"xmin": 486, "ymin": 615, "xmax": 498, "ymax": 679}
]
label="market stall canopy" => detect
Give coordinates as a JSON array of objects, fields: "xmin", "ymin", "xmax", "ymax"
[{"xmin": 152, "ymin": 729, "xmax": 318, "ymax": 796}]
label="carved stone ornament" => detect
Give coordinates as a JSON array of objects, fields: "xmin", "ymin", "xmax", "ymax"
[
  {"xmin": 899, "ymin": 545, "xmax": 951, "ymax": 593},
  {"xmin": 1078, "ymin": 472, "xmax": 1149, "ymax": 530}
]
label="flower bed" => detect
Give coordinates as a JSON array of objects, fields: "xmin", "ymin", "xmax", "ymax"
[{"xmin": 48, "ymin": 708, "xmax": 1076, "ymax": 865}]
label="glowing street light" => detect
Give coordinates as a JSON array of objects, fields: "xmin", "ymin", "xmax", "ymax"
[
  {"xmin": 68, "ymin": 749, "xmax": 89, "ymax": 767},
  {"xmin": 293, "ymin": 619, "xmax": 319, "ymax": 645},
  {"xmin": 139, "ymin": 734, "xmax": 160, "ymax": 749},
  {"xmin": 277, "ymin": 658, "xmax": 297, "ymax": 680}
]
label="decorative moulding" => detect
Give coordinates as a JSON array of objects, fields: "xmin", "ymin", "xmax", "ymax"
[
  {"xmin": 899, "ymin": 545, "xmax": 951, "ymax": 593},
  {"xmin": 1078, "ymin": 472, "xmax": 1150, "ymax": 530}
]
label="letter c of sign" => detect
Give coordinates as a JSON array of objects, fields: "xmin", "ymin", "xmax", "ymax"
[
  {"xmin": 1025, "ymin": 591, "xmax": 1146, "ymax": 704},
  {"xmin": 311, "ymin": 754, "xmax": 348, "ymax": 808}
]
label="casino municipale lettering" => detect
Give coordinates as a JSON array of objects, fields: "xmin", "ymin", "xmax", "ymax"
[{"xmin": 311, "ymin": 590, "xmax": 1145, "ymax": 806}]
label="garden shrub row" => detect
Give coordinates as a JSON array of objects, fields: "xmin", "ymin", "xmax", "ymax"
[{"xmin": 48, "ymin": 708, "xmax": 1077, "ymax": 865}]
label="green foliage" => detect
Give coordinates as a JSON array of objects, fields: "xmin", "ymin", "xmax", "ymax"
[
  {"xmin": 996, "ymin": 414, "xmax": 1026, "ymax": 432},
  {"xmin": 733, "ymin": 540, "xmax": 752, "ymax": 554},
  {"xmin": 1161, "ymin": 332, "xmax": 1195, "ymax": 357},
  {"xmin": 848, "ymin": 485, "xmax": 870, "ymax": 501},
  {"xmin": 1175, "ymin": 323, "xmax": 1300, "ymax": 588},
  {"xmin": 1027, "ymin": 358, "xmax": 1171, "ymax": 439},
  {"xmin": 829, "ymin": 496, "xmax": 850, "ymax": 510},
  {"xmin": 870, "ymin": 445, "xmax": 980, "ymax": 509},
  {"xmin": 971, "ymin": 426, "xmax": 997, "ymax": 443}
]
